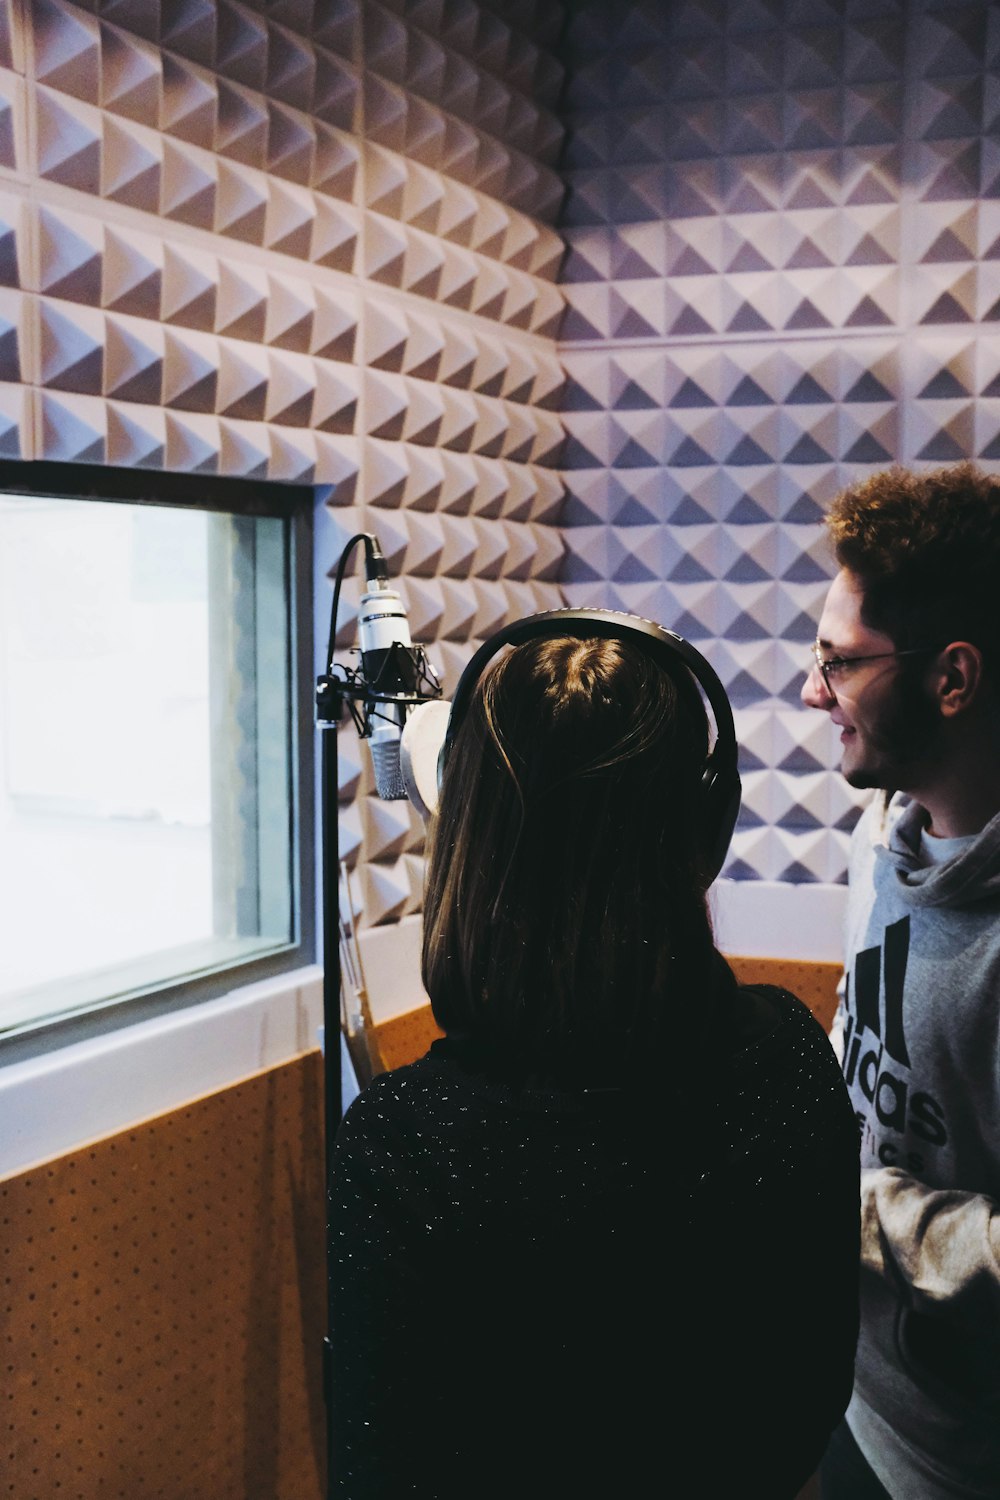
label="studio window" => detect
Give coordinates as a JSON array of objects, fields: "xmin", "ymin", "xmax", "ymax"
[{"xmin": 0, "ymin": 464, "xmax": 314, "ymax": 1041}]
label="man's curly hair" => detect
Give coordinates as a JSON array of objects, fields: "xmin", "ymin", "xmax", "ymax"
[{"xmin": 826, "ymin": 463, "xmax": 1000, "ymax": 665}]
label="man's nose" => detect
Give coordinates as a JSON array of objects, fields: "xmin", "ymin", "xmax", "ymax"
[{"xmin": 801, "ymin": 660, "xmax": 835, "ymax": 710}]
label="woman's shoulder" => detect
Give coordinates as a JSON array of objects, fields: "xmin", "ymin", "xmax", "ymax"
[
  {"xmin": 346, "ymin": 1049, "xmax": 442, "ymax": 1105},
  {"xmin": 713, "ymin": 956, "xmax": 832, "ymax": 1058},
  {"xmin": 717, "ymin": 982, "xmax": 858, "ymax": 1165},
  {"xmin": 725, "ymin": 981, "xmax": 844, "ymax": 1080},
  {"xmin": 729, "ymin": 979, "xmax": 821, "ymax": 1038},
  {"xmin": 335, "ymin": 1053, "xmax": 443, "ymax": 1144}
]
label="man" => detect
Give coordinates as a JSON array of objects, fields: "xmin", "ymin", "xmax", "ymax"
[{"xmin": 801, "ymin": 462, "xmax": 1000, "ymax": 1500}]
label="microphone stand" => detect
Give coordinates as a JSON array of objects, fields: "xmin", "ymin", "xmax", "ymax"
[{"xmin": 316, "ymin": 531, "xmax": 441, "ymax": 1499}]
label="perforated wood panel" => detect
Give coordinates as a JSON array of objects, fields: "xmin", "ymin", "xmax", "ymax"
[
  {"xmin": 372, "ymin": 1001, "xmax": 444, "ymax": 1072},
  {"xmin": 726, "ymin": 955, "xmax": 842, "ymax": 1036},
  {"xmin": 3, "ymin": 1053, "xmax": 326, "ymax": 1500}
]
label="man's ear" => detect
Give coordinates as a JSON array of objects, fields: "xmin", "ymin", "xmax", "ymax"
[{"xmin": 935, "ymin": 642, "xmax": 983, "ymax": 718}]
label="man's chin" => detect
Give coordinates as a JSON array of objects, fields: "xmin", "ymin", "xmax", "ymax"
[
  {"xmin": 842, "ymin": 767, "xmax": 877, "ymax": 789},
  {"xmin": 842, "ymin": 748, "xmax": 918, "ymax": 793},
  {"xmin": 840, "ymin": 756, "xmax": 890, "ymax": 791},
  {"xmin": 843, "ymin": 769, "xmax": 887, "ymax": 790}
]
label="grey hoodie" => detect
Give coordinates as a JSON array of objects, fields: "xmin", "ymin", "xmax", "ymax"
[{"xmin": 836, "ymin": 794, "xmax": 1000, "ymax": 1499}]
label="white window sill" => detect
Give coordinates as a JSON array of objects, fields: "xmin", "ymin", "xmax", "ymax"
[{"xmin": 0, "ymin": 964, "xmax": 324, "ymax": 1181}]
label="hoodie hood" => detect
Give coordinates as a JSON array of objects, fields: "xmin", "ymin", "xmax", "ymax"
[{"xmin": 877, "ymin": 798, "xmax": 1000, "ymax": 908}]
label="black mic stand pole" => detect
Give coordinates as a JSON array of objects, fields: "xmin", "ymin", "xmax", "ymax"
[
  {"xmin": 317, "ymin": 664, "xmax": 383, "ymax": 1498},
  {"xmin": 316, "ymin": 529, "xmax": 376, "ymax": 1500},
  {"xmin": 317, "ymin": 659, "xmax": 384, "ymax": 1499},
  {"xmin": 315, "ymin": 531, "xmax": 441, "ymax": 1499},
  {"xmin": 316, "ymin": 668, "xmax": 346, "ymax": 1500}
]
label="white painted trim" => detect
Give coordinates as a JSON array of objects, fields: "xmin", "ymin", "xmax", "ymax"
[
  {"xmin": 0, "ymin": 964, "xmax": 324, "ymax": 1181},
  {"xmin": 711, "ymin": 879, "xmax": 847, "ymax": 963},
  {"xmin": 356, "ymin": 914, "xmax": 428, "ymax": 1024}
]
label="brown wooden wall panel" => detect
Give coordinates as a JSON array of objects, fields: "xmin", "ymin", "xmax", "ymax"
[
  {"xmin": 3, "ymin": 1054, "xmax": 327, "ymax": 1500},
  {"xmin": 725, "ymin": 955, "xmax": 842, "ymax": 1035},
  {"xmin": 372, "ymin": 1003, "xmax": 444, "ymax": 1073}
]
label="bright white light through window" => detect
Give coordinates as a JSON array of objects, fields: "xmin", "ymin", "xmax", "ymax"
[{"xmin": 0, "ymin": 493, "xmax": 295, "ymax": 1033}]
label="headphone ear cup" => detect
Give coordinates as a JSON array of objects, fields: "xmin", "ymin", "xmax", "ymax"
[{"xmin": 400, "ymin": 699, "xmax": 452, "ymax": 819}]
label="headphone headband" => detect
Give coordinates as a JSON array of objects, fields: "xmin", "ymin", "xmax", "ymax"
[{"xmin": 440, "ymin": 608, "xmax": 741, "ymax": 882}]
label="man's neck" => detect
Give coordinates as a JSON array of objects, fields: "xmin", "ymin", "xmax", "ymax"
[{"xmin": 908, "ymin": 754, "xmax": 1000, "ymax": 839}]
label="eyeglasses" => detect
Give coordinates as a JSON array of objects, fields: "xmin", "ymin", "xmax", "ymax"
[{"xmin": 809, "ymin": 641, "xmax": 942, "ymax": 695}]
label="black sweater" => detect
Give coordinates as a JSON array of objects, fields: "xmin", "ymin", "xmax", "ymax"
[{"xmin": 330, "ymin": 975, "xmax": 860, "ymax": 1499}]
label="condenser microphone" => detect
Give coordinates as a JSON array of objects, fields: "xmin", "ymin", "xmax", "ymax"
[{"xmin": 358, "ymin": 539, "xmax": 439, "ymax": 799}]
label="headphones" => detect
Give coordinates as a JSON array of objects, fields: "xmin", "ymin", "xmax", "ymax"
[{"xmin": 401, "ymin": 608, "xmax": 741, "ymax": 882}]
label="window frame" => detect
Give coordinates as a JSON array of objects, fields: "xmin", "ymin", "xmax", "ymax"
[{"xmin": 0, "ymin": 460, "xmax": 315, "ymax": 1062}]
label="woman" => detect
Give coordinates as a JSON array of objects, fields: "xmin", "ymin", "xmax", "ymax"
[{"xmin": 331, "ymin": 622, "xmax": 859, "ymax": 1498}]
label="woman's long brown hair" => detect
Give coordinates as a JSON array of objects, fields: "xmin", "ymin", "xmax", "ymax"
[{"xmin": 421, "ymin": 634, "xmax": 720, "ymax": 1081}]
